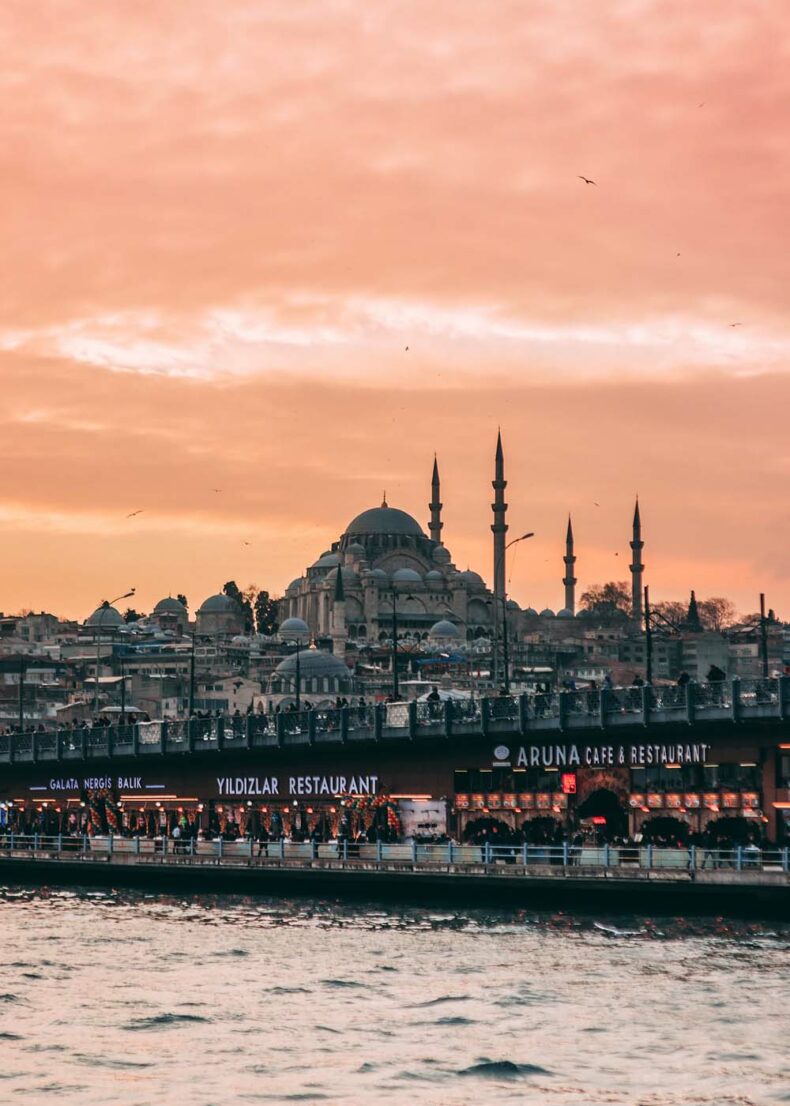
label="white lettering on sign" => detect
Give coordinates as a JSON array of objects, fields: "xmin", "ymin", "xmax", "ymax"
[
  {"xmin": 514, "ymin": 743, "xmax": 710, "ymax": 769},
  {"xmin": 216, "ymin": 775, "xmax": 380, "ymax": 798},
  {"xmin": 43, "ymin": 776, "xmax": 145, "ymax": 793}
]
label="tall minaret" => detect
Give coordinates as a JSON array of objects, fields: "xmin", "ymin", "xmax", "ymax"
[
  {"xmin": 330, "ymin": 565, "xmax": 347, "ymax": 657},
  {"xmin": 630, "ymin": 497, "xmax": 644, "ymax": 625},
  {"xmin": 428, "ymin": 454, "xmax": 443, "ymax": 544},
  {"xmin": 491, "ymin": 431, "xmax": 508, "ymax": 605},
  {"xmin": 563, "ymin": 515, "xmax": 577, "ymax": 615}
]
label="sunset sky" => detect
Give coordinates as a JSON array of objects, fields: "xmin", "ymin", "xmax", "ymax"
[{"xmin": 1, "ymin": 1, "xmax": 789, "ymax": 621}]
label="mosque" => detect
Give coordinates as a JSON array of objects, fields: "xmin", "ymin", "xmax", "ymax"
[{"xmin": 279, "ymin": 433, "xmax": 645, "ymax": 652}]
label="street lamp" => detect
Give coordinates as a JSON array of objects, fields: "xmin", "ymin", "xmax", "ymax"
[
  {"xmin": 94, "ymin": 589, "xmax": 135, "ymax": 714},
  {"xmin": 494, "ymin": 533, "xmax": 534, "ymax": 693}
]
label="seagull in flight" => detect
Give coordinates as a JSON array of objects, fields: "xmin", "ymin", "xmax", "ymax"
[
  {"xmin": 405, "ymin": 346, "xmax": 409, "ymax": 351},
  {"xmin": 578, "ymin": 175, "xmax": 596, "ymax": 185},
  {"xmin": 729, "ymin": 322, "xmax": 743, "ymax": 327},
  {"xmin": 126, "ymin": 509, "xmax": 143, "ymax": 518}
]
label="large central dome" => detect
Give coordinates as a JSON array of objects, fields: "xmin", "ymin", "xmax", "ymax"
[{"xmin": 345, "ymin": 503, "xmax": 425, "ymax": 538}]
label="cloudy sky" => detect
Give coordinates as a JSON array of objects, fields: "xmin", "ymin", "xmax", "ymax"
[{"xmin": 1, "ymin": 0, "xmax": 789, "ymax": 620}]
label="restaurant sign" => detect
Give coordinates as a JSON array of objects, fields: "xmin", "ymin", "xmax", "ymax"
[{"xmin": 494, "ymin": 742, "xmax": 711, "ymax": 769}]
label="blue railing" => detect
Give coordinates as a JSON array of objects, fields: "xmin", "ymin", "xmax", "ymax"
[
  {"xmin": 0, "ymin": 834, "xmax": 787, "ymax": 877},
  {"xmin": 0, "ymin": 677, "xmax": 787, "ymax": 766}
]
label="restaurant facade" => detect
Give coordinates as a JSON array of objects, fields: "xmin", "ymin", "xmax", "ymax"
[{"xmin": 1, "ymin": 723, "xmax": 789, "ymax": 843}]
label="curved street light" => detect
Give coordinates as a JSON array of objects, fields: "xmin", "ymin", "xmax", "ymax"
[
  {"xmin": 494, "ymin": 532, "xmax": 535, "ymax": 693},
  {"xmin": 94, "ymin": 589, "xmax": 135, "ymax": 714}
]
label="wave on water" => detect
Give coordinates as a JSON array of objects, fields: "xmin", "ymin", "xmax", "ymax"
[
  {"xmin": 320, "ymin": 979, "xmax": 364, "ymax": 988},
  {"xmin": 458, "ymin": 1060, "xmax": 551, "ymax": 1080},
  {"xmin": 0, "ymin": 994, "xmax": 23, "ymax": 1004},
  {"xmin": 124, "ymin": 1013, "xmax": 209, "ymax": 1030},
  {"xmin": 434, "ymin": 1015, "xmax": 476, "ymax": 1026},
  {"xmin": 411, "ymin": 994, "xmax": 470, "ymax": 1008},
  {"xmin": 0, "ymin": 1031, "xmax": 22, "ymax": 1040}
]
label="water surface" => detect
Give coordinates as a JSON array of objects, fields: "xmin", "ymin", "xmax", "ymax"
[{"xmin": 0, "ymin": 886, "xmax": 787, "ymax": 1104}]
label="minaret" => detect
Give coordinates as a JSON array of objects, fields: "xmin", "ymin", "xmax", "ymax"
[
  {"xmin": 563, "ymin": 515, "xmax": 577, "ymax": 615},
  {"xmin": 491, "ymin": 430, "xmax": 508, "ymax": 604},
  {"xmin": 685, "ymin": 589, "xmax": 703, "ymax": 633},
  {"xmin": 428, "ymin": 454, "xmax": 443, "ymax": 544},
  {"xmin": 630, "ymin": 497, "xmax": 644, "ymax": 625},
  {"xmin": 330, "ymin": 566, "xmax": 347, "ymax": 656}
]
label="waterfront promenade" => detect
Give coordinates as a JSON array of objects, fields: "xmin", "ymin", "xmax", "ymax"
[{"xmin": 1, "ymin": 834, "xmax": 788, "ymax": 916}]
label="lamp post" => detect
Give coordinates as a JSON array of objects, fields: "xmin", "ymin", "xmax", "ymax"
[
  {"xmin": 94, "ymin": 590, "xmax": 135, "ymax": 715},
  {"xmin": 390, "ymin": 590, "xmax": 400, "ymax": 700},
  {"xmin": 759, "ymin": 593, "xmax": 769, "ymax": 679},
  {"xmin": 294, "ymin": 639, "xmax": 302, "ymax": 711},
  {"xmin": 188, "ymin": 630, "xmax": 196, "ymax": 715},
  {"xmin": 493, "ymin": 533, "xmax": 534, "ymax": 693}
]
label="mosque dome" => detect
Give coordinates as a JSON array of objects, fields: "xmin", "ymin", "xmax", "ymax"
[
  {"xmin": 346, "ymin": 542, "xmax": 366, "ymax": 555},
  {"xmin": 539, "ymin": 608, "xmax": 556, "ymax": 618},
  {"xmin": 458, "ymin": 570, "xmax": 485, "ymax": 587},
  {"xmin": 345, "ymin": 503, "xmax": 424, "ymax": 538},
  {"xmin": 392, "ymin": 567, "xmax": 422, "ymax": 584},
  {"xmin": 85, "ymin": 604, "xmax": 124, "ymax": 628},
  {"xmin": 429, "ymin": 619, "xmax": 461, "ymax": 638},
  {"xmin": 524, "ymin": 606, "xmax": 539, "ymax": 617},
  {"xmin": 370, "ymin": 568, "xmax": 389, "ymax": 583},
  {"xmin": 311, "ymin": 552, "xmax": 340, "ymax": 570},
  {"xmin": 556, "ymin": 608, "xmax": 574, "ymax": 619},
  {"xmin": 153, "ymin": 597, "xmax": 187, "ymax": 615},
  {"xmin": 506, "ymin": 599, "xmax": 520, "ymax": 611},
  {"xmin": 198, "ymin": 594, "xmax": 238, "ymax": 614},
  {"xmin": 279, "ymin": 617, "xmax": 310, "ymax": 639},
  {"xmin": 327, "ymin": 566, "xmax": 359, "ymax": 586},
  {"xmin": 432, "ymin": 546, "xmax": 451, "ymax": 565},
  {"xmin": 286, "ymin": 578, "xmax": 304, "ymax": 593},
  {"xmin": 274, "ymin": 650, "xmax": 350, "ymax": 680},
  {"xmin": 425, "ymin": 569, "xmax": 444, "ymax": 585}
]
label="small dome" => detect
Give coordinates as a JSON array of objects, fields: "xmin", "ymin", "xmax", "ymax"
[
  {"xmin": 274, "ymin": 649, "xmax": 350, "ymax": 680},
  {"xmin": 327, "ymin": 566, "xmax": 358, "ymax": 586},
  {"xmin": 198, "ymin": 594, "xmax": 238, "ymax": 614},
  {"xmin": 524, "ymin": 606, "xmax": 539, "ymax": 617},
  {"xmin": 429, "ymin": 619, "xmax": 461, "ymax": 638},
  {"xmin": 370, "ymin": 568, "xmax": 389, "ymax": 582},
  {"xmin": 458, "ymin": 570, "xmax": 485, "ymax": 586},
  {"xmin": 392, "ymin": 567, "xmax": 422, "ymax": 583},
  {"xmin": 556, "ymin": 608, "xmax": 574, "ymax": 619},
  {"xmin": 539, "ymin": 608, "xmax": 556, "ymax": 618},
  {"xmin": 432, "ymin": 546, "xmax": 451, "ymax": 565},
  {"xmin": 286, "ymin": 577, "xmax": 304, "ymax": 593},
  {"xmin": 311, "ymin": 552, "xmax": 340, "ymax": 570},
  {"xmin": 506, "ymin": 599, "xmax": 520, "ymax": 611},
  {"xmin": 425, "ymin": 570, "xmax": 444, "ymax": 585},
  {"xmin": 346, "ymin": 542, "xmax": 365, "ymax": 555},
  {"xmin": 85, "ymin": 604, "xmax": 124, "ymax": 628},
  {"xmin": 279, "ymin": 617, "xmax": 310, "ymax": 639},
  {"xmin": 345, "ymin": 504, "xmax": 424, "ymax": 538},
  {"xmin": 153, "ymin": 597, "xmax": 187, "ymax": 615}
]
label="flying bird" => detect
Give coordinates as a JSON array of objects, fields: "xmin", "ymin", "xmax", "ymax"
[
  {"xmin": 729, "ymin": 323, "xmax": 743, "ymax": 327},
  {"xmin": 578, "ymin": 175, "xmax": 596, "ymax": 185},
  {"xmin": 212, "ymin": 488, "xmax": 222, "ymax": 493},
  {"xmin": 243, "ymin": 541, "xmax": 251, "ymax": 546},
  {"xmin": 593, "ymin": 502, "xmax": 600, "ymax": 507},
  {"xmin": 405, "ymin": 346, "xmax": 409, "ymax": 351},
  {"xmin": 126, "ymin": 510, "xmax": 143, "ymax": 518}
]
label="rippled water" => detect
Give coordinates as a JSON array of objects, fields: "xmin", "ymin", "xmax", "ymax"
[{"xmin": 0, "ymin": 886, "xmax": 788, "ymax": 1105}]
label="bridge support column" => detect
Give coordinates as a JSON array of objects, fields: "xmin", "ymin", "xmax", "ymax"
[
  {"xmin": 731, "ymin": 679, "xmax": 742, "ymax": 723},
  {"xmin": 685, "ymin": 682, "xmax": 696, "ymax": 725},
  {"xmin": 778, "ymin": 676, "xmax": 789, "ymax": 721},
  {"xmin": 518, "ymin": 693, "xmax": 529, "ymax": 736}
]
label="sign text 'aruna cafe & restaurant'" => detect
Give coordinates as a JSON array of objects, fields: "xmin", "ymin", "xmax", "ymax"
[{"xmin": 494, "ymin": 742, "xmax": 712, "ymax": 769}]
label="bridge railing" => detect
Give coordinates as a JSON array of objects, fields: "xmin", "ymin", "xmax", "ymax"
[
  {"xmin": 0, "ymin": 833, "xmax": 787, "ymax": 875},
  {"xmin": 1, "ymin": 676, "xmax": 788, "ymax": 765}
]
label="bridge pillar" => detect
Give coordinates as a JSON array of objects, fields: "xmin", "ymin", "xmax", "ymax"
[
  {"xmin": 245, "ymin": 715, "xmax": 254, "ymax": 750},
  {"xmin": 641, "ymin": 685, "xmax": 651, "ymax": 728},
  {"xmin": 161, "ymin": 721, "xmax": 168, "ymax": 754},
  {"xmin": 443, "ymin": 699, "xmax": 452, "ymax": 739},
  {"xmin": 132, "ymin": 725, "xmax": 139, "ymax": 757},
  {"xmin": 307, "ymin": 711, "xmax": 316, "ymax": 745},
  {"xmin": 276, "ymin": 713, "xmax": 285, "ymax": 748},
  {"xmin": 374, "ymin": 704, "xmax": 383, "ymax": 741},
  {"xmin": 685, "ymin": 682, "xmax": 696, "ymax": 725},
  {"xmin": 598, "ymin": 689, "xmax": 608, "ymax": 729},
  {"xmin": 779, "ymin": 676, "xmax": 789, "ymax": 721},
  {"xmin": 558, "ymin": 690, "xmax": 568, "ymax": 732},
  {"xmin": 731, "ymin": 679, "xmax": 742, "ymax": 723},
  {"xmin": 518, "ymin": 693, "xmax": 529, "ymax": 736},
  {"xmin": 31, "ymin": 733, "xmax": 37, "ymax": 764},
  {"xmin": 340, "ymin": 708, "xmax": 349, "ymax": 744},
  {"xmin": 407, "ymin": 701, "xmax": 417, "ymax": 740},
  {"xmin": 216, "ymin": 717, "xmax": 225, "ymax": 751},
  {"xmin": 481, "ymin": 697, "xmax": 491, "ymax": 737}
]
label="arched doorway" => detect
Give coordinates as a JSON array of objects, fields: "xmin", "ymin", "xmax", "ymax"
[
  {"xmin": 576, "ymin": 788, "xmax": 627, "ymax": 840},
  {"xmin": 640, "ymin": 816, "xmax": 690, "ymax": 846}
]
